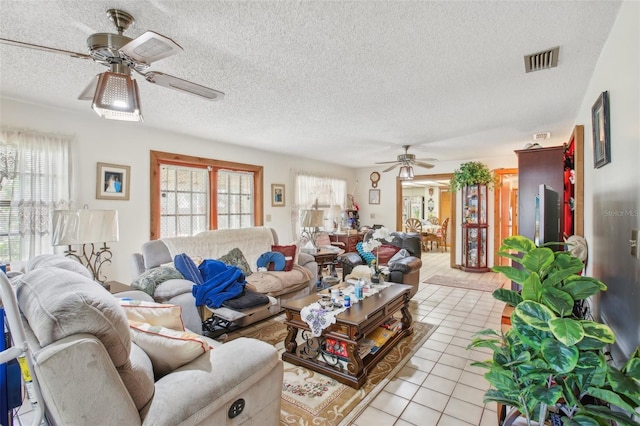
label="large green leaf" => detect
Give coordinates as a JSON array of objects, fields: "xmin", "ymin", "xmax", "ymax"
[
  {"xmin": 576, "ymin": 337, "xmax": 608, "ymax": 351},
  {"xmin": 623, "ymin": 357, "xmax": 640, "ymax": 381},
  {"xmin": 491, "ymin": 288, "xmax": 523, "ymax": 307},
  {"xmin": 586, "ymin": 387, "xmax": 639, "ymax": 416},
  {"xmin": 541, "ymin": 287, "xmax": 575, "ymax": 316},
  {"xmin": 541, "ymin": 339, "xmax": 579, "ymax": 374},
  {"xmin": 522, "ymin": 272, "xmax": 542, "ymax": 301},
  {"xmin": 562, "ymin": 280, "xmax": 603, "ymax": 301},
  {"xmin": 500, "ymin": 236, "xmax": 536, "ymax": 253},
  {"xmin": 581, "ymin": 321, "xmax": 615, "ymax": 344},
  {"xmin": 548, "ymin": 318, "xmax": 584, "ymax": 346},
  {"xmin": 531, "ymin": 385, "xmax": 562, "ymax": 405},
  {"xmin": 522, "ymin": 247, "xmax": 555, "ymax": 274},
  {"xmin": 581, "ymin": 404, "xmax": 640, "ymax": 426},
  {"xmin": 565, "ymin": 275, "xmax": 607, "ymax": 291},
  {"xmin": 494, "ymin": 252, "xmax": 526, "ymax": 265},
  {"xmin": 561, "ymin": 415, "xmax": 600, "ymax": 426},
  {"xmin": 511, "ymin": 313, "xmax": 551, "ymax": 350},
  {"xmin": 553, "ymin": 253, "xmax": 586, "ymax": 275},
  {"xmin": 608, "ymin": 367, "xmax": 640, "ymax": 401},
  {"xmin": 485, "ymin": 368, "xmax": 518, "ymax": 393},
  {"xmin": 492, "ymin": 265, "xmax": 530, "ymax": 285},
  {"xmin": 515, "ymin": 301, "xmax": 556, "ymax": 331},
  {"xmin": 482, "ymin": 389, "xmax": 521, "ymax": 408},
  {"xmin": 504, "ymin": 350, "xmax": 532, "ymax": 367}
]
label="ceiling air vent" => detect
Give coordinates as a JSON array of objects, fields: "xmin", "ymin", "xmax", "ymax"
[{"xmin": 524, "ymin": 46, "xmax": 559, "ymax": 73}]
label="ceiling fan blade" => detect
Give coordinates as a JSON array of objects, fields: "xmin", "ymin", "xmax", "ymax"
[
  {"xmin": 382, "ymin": 164, "xmax": 400, "ymax": 173},
  {"xmin": 0, "ymin": 37, "xmax": 91, "ymax": 59},
  {"xmin": 143, "ymin": 71, "xmax": 224, "ymax": 100},
  {"xmin": 413, "ymin": 161, "xmax": 435, "ymax": 169},
  {"xmin": 78, "ymin": 75, "xmax": 99, "ymax": 100},
  {"xmin": 415, "ymin": 157, "xmax": 438, "ymax": 162},
  {"xmin": 375, "ymin": 160, "xmax": 401, "ymax": 164},
  {"xmin": 120, "ymin": 31, "xmax": 183, "ymax": 64}
]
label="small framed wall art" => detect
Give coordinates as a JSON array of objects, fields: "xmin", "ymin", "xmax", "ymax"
[
  {"xmin": 96, "ymin": 162, "xmax": 131, "ymax": 200},
  {"xmin": 271, "ymin": 183, "xmax": 285, "ymax": 207},
  {"xmin": 369, "ymin": 189, "xmax": 380, "ymax": 205},
  {"xmin": 591, "ymin": 91, "xmax": 610, "ymax": 169}
]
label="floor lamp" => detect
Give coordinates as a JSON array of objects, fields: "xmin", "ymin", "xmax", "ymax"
[{"xmin": 51, "ymin": 208, "xmax": 119, "ymax": 286}]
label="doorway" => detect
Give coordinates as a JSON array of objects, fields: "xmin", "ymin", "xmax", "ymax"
[
  {"xmin": 395, "ymin": 174, "xmax": 457, "ymax": 269},
  {"xmin": 493, "ymin": 168, "xmax": 518, "ymax": 266}
]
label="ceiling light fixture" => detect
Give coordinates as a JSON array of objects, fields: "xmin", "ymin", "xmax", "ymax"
[
  {"xmin": 91, "ymin": 71, "xmax": 142, "ymax": 121},
  {"xmin": 398, "ymin": 165, "xmax": 414, "ymax": 180}
]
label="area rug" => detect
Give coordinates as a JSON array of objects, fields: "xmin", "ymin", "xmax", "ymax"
[
  {"xmin": 424, "ymin": 274, "xmax": 504, "ymax": 292},
  {"xmin": 221, "ymin": 315, "xmax": 436, "ymax": 426}
]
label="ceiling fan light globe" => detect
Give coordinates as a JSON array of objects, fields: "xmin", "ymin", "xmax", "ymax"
[{"xmin": 91, "ymin": 71, "xmax": 143, "ymax": 122}]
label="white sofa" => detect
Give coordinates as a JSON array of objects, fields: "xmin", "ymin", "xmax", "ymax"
[
  {"xmin": 2, "ymin": 255, "xmax": 283, "ymax": 425},
  {"xmin": 130, "ymin": 227, "xmax": 318, "ymax": 334}
]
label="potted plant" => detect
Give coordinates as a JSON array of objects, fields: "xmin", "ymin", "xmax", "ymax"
[
  {"xmin": 450, "ymin": 161, "xmax": 494, "ymax": 191},
  {"xmin": 468, "ymin": 235, "xmax": 640, "ymax": 426}
]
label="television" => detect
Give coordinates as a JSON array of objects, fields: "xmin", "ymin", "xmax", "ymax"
[{"xmin": 534, "ymin": 184, "xmax": 560, "ymax": 246}]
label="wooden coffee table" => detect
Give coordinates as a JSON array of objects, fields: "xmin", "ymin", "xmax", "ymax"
[{"xmin": 282, "ymin": 283, "xmax": 413, "ymax": 389}]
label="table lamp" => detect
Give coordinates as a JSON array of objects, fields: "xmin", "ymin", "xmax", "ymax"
[
  {"xmin": 300, "ymin": 209, "xmax": 324, "ymax": 251},
  {"xmin": 51, "ymin": 208, "xmax": 119, "ymax": 285}
]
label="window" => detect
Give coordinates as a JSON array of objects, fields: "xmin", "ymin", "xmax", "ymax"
[
  {"xmin": 292, "ymin": 173, "xmax": 347, "ymax": 237},
  {"xmin": 0, "ymin": 129, "xmax": 72, "ymax": 262},
  {"xmin": 151, "ymin": 151, "xmax": 263, "ymax": 239}
]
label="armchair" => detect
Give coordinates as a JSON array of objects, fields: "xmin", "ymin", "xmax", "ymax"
[
  {"xmin": 2, "ymin": 256, "xmax": 283, "ymax": 425},
  {"xmin": 337, "ymin": 231, "xmax": 422, "ymax": 297}
]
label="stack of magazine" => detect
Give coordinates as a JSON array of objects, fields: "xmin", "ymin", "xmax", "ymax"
[{"xmin": 357, "ymin": 317, "xmax": 403, "ymax": 358}]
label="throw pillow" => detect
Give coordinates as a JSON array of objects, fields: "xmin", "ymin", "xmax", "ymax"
[
  {"xmin": 271, "ymin": 244, "xmax": 297, "ymax": 271},
  {"xmin": 131, "ymin": 266, "xmax": 184, "ymax": 296},
  {"xmin": 374, "ymin": 244, "xmax": 401, "ymax": 266},
  {"xmin": 119, "ymin": 299, "xmax": 185, "ymax": 331},
  {"xmin": 389, "ymin": 248, "xmax": 410, "ymax": 264},
  {"xmin": 128, "ymin": 321, "xmax": 211, "ymax": 378},
  {"xmin": 356, "ymin": 242, "xmax": 376, "ymax": 265},
  {"xmin": 257, "ymin": 251, "xmax": 286, "ymax": 272},
  {"xmin": 218, "ymin": 247, "xmax": 253, "ymax": 277},
  {"xmin": 173, "ymin": 253, "xmax": 204, "ymax": 284}
]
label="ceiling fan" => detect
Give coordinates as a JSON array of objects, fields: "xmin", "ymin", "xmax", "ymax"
[
  {"xmin": 0, "ymin": 8, "xmax": 224, "ymax": 121},
  {"xmin": 375, "ymin": 145, "xmax": 437, "ymax": 177}
]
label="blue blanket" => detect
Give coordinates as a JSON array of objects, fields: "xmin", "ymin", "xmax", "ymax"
[{"xmin": 192, "ymin": 259, "xmax": 246, "ymax": 308}]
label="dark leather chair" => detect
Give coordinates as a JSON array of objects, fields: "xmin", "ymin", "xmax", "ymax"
[{"xmin": 337, "ymin": 231, "xmax": 422, "ymax": 298}]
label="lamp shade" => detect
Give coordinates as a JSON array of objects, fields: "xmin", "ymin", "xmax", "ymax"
[
  {"xmin": 91, "ymin": 71, "xmax": 143, "ymax": 122},
  {"xmin": 52, "ymin": 210, "xmax": 119, "ymax": 246},
  {"xmin": 328, "ymin": 205, "xmax": 343, "ymax": 220},
  {"xmin": 398, "ymin": 165, "xmax": 414, "ymax": 180},
  {"xmin": 301, "ymin": 209, "xmax": 324, "ymax": 228}
]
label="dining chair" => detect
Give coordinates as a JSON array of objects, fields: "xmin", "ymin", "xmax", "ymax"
[
  {"xmin": 404, "ymin": 218, "xmax": 422, "ymax": 233},
  {"xmin": 438, "ymin": 217, "xmax": 450, "ymax": 252},
  {"xmin": 427, "ymin": 217, "xmax": 440, "ymax": 225}
]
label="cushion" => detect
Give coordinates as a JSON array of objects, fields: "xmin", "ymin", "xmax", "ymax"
[
  {"xmin": 152, "ymin": 278, "xmax": 194, "ymax": 302},
  {"xmin": 131, "ymin": 266, "xmax": 184, "ymax": 296},
  {"xmin": 374, "ymin": 244, "xmax": 401, "ymax": 266},
  {"xmin": 356, "ymin": 242, "xmax": 376, "ymax": 265},
  {"xmin": 119, "ymin": 299, "xmax": 185, "ymax": 331},
  {"xmin": 271, "ymin": 244, "xmax": 297, "ymax": 271},
  {"xmin": 14, "ymin": 267, "xmax": 131, "ymax": 367},
  {"xmin": 389, "ymin": 248, "xmax": 411, "ymax": 264},
  {"xmin": 218, "ymin": 247, "xmax": 253, "ymax": 277},
  {"xmin": 119, "ymin": 343, "xmax": 155, "ymax": 411},
  {"xmin": 128, "ymin": 321, "xmax": 211, "ymax": 378},
  {"xmin": 245, "ymin": 272, "xmax": 283, "ymax": 294},
  {"xmin": 25, "ymin": 254, "xmax": 93, "ymax": 280},
  {"xmin": 173, "ymin": 253, "xmax": 204, "ymax": 284},
  {"xmin": 222, "ymin": 289, "xmax": 270, "ymax": 310},
  {"xmin": 257, "ymin": 251, "xmax": 286, "ymax": 272}
]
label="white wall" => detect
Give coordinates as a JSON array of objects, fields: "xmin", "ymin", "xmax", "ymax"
[
  {"xmin": 574, "ymin": 1, "xmax": 640, "ymax": 361},
  {"xmin": 0, "ymin": 98, "xmax": 356, "ymax": 283}
]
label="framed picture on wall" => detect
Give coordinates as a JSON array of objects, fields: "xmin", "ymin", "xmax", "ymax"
[
  {"xmin": 369, "ymin": 189, "xmax": 380, "ymax": 205},
  {"xmin": 96, "ymin": 162, "xmax": 130, "ymax": 200},
  {"xmin": 591, "ymin": 91, "xmax": 610, "ymax": 169},
  {"xmin": 271, "ymin": 183, "xmax": 285, "ymax": 207}
]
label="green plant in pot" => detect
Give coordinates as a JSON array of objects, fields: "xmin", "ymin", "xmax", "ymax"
[
  {"xmin": 468, "ymin": 235, "xmax": 640, "ymax": 426},
  {"xmin": 450, "ymin": 161, "xmax": 494, "ymax": 191}
]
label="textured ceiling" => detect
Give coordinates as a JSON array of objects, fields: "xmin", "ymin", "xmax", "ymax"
[{"xmin": 0, "ymin": 1, "xmax": 622, "ymax": 168}]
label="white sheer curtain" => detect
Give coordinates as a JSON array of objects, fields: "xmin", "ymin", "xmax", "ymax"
[
  {"xmin": 291, "ymin": 171, "xmax": 347, "ymax": 240},
  {"xmin": 0, "ymin": 128, "xmax": 73, "ymax": 261}
]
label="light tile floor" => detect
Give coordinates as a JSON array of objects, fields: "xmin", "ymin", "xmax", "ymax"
[
  {"xmin": 13, "ymin": 250, "xmax": 507, "ymax": 426},
  {"xmin": 351, "ymin": 250, "xmax": 508, "ymax": 426}
]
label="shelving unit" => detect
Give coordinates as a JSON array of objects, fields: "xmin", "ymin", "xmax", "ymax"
[{"xmin": 461, "ymin": 184, "xmax": 489, "ymax": 272}]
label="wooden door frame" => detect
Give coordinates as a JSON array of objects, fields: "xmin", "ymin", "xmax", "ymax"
[
  {"xmin": 396, "ymin": 174, "xmax": 456, "ymax": 269},
  {"xmin": 493, "ymin": 168, "xmax": 518, "ymax": 264}
]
